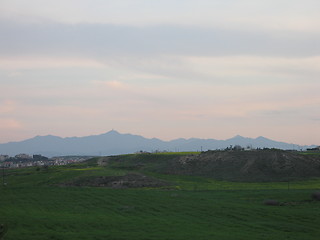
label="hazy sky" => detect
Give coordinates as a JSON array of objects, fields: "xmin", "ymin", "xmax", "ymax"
[{"xmin": 1, "ymin": 0, "xmax": 319, "ymax": 145}]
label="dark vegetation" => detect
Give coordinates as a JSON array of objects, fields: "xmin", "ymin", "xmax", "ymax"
[
  {"xmin": 1, "ymin": 150, "xmax": 320, "ymax": 239},
  {"xmin": 61, "ymin": 173, "xmax": 171, "ymax": 188},
  {"xmin": 263, "ymin": 199, "xmax": 280, "ymax": 206},
  {"xmin": 0, "ymin": 224, "xmax": 8, "ymax": 240},
  {"xmin": 311, "ymin": 191, "xmax": 320, "ymax": 201}
]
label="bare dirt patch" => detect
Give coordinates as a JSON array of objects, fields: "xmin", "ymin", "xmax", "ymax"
[{"xmin": 62, "ymin": 173, "xmax": 171, "ymax": 189}]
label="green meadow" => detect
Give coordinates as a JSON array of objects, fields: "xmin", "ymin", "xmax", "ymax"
[{"xmin": 1, "ymin": 153, "xmax": 320, "ymax": 240}]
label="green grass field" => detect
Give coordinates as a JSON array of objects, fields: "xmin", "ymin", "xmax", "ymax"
[{"xmin": 1, "ymin": 154, "xmax": 320, "ymax": 240}]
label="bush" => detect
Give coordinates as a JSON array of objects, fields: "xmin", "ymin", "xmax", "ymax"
[
  {"xmin": 311, "ymin": 191, "xmax": 320, "ymax": 201},
  {"xmin": 0, "ymin": 224, "xmax": 8, "ymax": 240},
  {"xmin": 264, "ymin": 199, "xmax": 280, "ymax": 206}
]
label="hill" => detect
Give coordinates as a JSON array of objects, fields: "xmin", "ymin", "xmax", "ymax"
[
  {"xmin": 0, "ymin": 130, "xmax": 316, "ymax": 157},
  {"xmin": 100, "ymin": 150, "xmax": 320, "ymax": 182},
  {"xmin": 164, "ymin": 150, "xmax": 320, "ymax": 182}
]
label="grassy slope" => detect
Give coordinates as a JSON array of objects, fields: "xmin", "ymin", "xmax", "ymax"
[
  {"xmin": 105, "ymin": 151, "xmax": 320, "ymax": 182},
  {"xmin": 1, "ymin": 153, "xmax": 320, "ymax": 240}
]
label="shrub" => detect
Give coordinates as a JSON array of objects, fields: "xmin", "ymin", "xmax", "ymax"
[
  {"xmin": 0, "ymin": 224, "xmax": 8, "ymax": 240},
  {"xmin": 311, "ymin": 191, "xmax": 320, "ymax": 201},
  {"xmin": 264, "ymin": 199, "xmax": 280, "ymax": 206}
]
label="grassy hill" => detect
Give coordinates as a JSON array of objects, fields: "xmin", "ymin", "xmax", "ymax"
[
  {"xmin": 163, "ymin": 149, "xmax": 320, "ymax": 181},
  {"xmin": 1, "ymin": 150, "xmax": 320, "ymax": 240},
  {"xmin": 98, "ymin": 150, "xmax": 320, "ymax": 182}
]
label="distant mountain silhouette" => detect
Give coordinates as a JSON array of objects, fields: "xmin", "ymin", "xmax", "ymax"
[{"xmin": 0, "ymin": 130, "xmax": 316, "ymax": 157}]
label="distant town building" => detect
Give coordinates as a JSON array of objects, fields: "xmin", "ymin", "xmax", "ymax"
[
  {"xmin": 0, "ymin": 155, "xmax": 9, "ymax": 161},
  {"xmin": 14, "ymin": 154, "xmax": 32, "ymax": 159},
  {"xmin": 1, "ymin": 154, "xmax": 91, "ymax": 168}
]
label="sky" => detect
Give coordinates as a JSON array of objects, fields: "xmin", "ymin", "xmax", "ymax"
[{"xmin": 0, "ymin": 0, "xmax": 320, "ymax": 145}]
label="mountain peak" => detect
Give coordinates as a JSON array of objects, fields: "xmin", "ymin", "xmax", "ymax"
[
  {"xmin": 106, "ymin": 129, "xmax": 120, "ymax": 135},
  {"xmin": 255, "ymin": 136, "xmax": 269, "ymax": 140},
  {"xmin": 231, "ymin": 135, "xmax": 245, "ymax": 140}
]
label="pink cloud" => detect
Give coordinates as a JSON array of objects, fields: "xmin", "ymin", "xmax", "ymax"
[
  {"xmin": 0, "ymin": 118, "xmax": 23, "ymax": 129},
  {"xmin": 0, "ymin": 100, "xmax": 17, "ymax": 114}
]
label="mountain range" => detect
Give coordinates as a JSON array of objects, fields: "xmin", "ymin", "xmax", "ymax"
[{"xmin": 0, "ymin": 130, "xmax": 316, "ymax": 157}]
